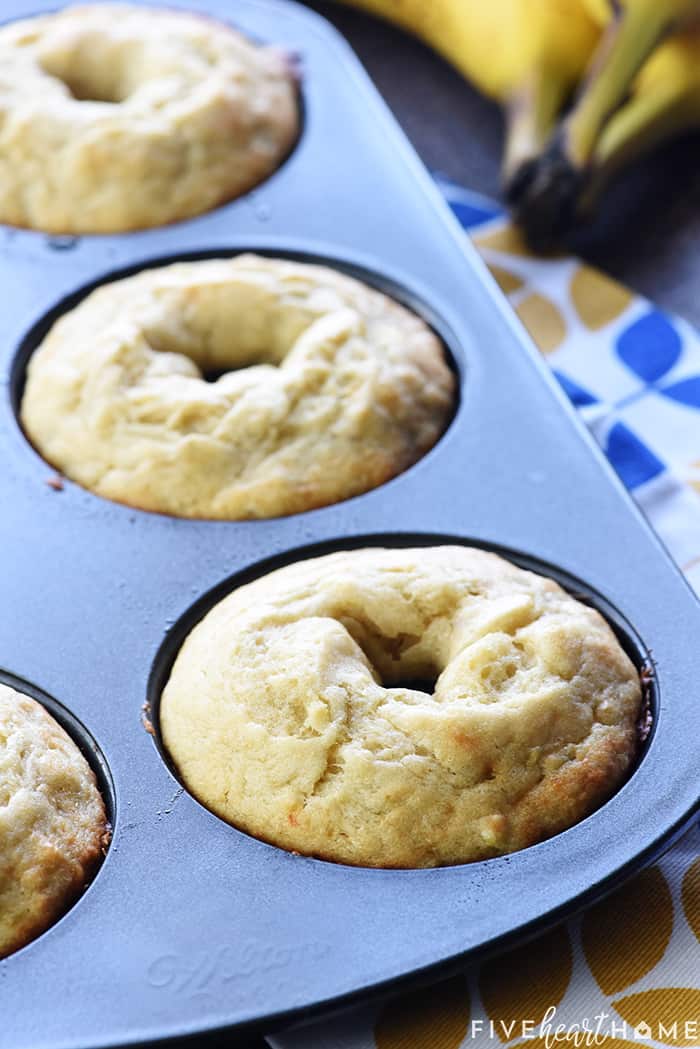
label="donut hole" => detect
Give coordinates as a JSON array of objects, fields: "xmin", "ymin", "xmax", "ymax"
[
  {"xmin": 137, "ymin": 283, "xmax": 303, "ymax": 381},
  {"xmin": 56, "ymin": 72, "xmax": 126, "ymax": 104},
  {"xmin": 200, "ymin": 366, "xmax": 237, "ymax": 384},
  {"xmin": 340, "ymin": 619, "xmax": 444, "ymax": 696},
  {"xmin": 370, "ymin": 649, "xmax": 443, "ymax": 696},
  {"xmin": 385, "ymin": 674, "xmax": 439, "ymax": 697},
  {"xmin": 38, "ymin": 55, "xmax": 130, "ymax": 104},
  {"xmin": 58, "ymin": 75, "xmax": 126, "ymax": 104},
  {"xmin": 144, "ymin": 336, "xmax": 288, "ymax": 384},
  {"xmin": 197, "ymin": 362, "xmax": 281, "ymax": 383}
]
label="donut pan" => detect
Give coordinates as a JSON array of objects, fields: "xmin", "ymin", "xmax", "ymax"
[{"xmin": 1, "ymin": 0, "xmax": 699, "ymax": 1046}]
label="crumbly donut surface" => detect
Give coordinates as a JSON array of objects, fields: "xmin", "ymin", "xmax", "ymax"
[
  {"xmin": 0, "ymin": 5, "xmax": 298, "ymax": 233},
  {"xmin": 21, "ymin": 255, "xmax": 454, "ymax": 519},
  {"xmin": 160, "ymin": 546, "xmax": 642, "ymax": 868},
  {"xmin": 0, "ymin": 684, "xmax": 107, "ymax": 958}
]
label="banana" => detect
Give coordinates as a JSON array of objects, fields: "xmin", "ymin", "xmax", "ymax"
[
  {"xmin": 334, "ymin": 0, "xmax": 700, "ymax": 245},
  {"xmin": 511, "ymin": 0, "xmax": 700, "ymax": 243},
  {"xmin": 564, "ymin": 0, "xmax": 700, "ymax": 167},
  {"xmin": 587, "ymin": 28, "xmax": 700, "ymax": 202},
  {"xmin": 334, "ymin": 0, "xmax": 601, "ymax": 190}
]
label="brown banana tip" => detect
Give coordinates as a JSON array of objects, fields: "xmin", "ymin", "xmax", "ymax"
[
  {"xmin": 503, "ymin": 157, "xmax": 538, "ymax": 209},
  {"xmin": 508, "ymin": 139, "xmax": 587, "ymax": 251}
]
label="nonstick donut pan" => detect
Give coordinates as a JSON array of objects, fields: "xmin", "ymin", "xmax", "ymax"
[{"xmin": 1, "ymin": 1, "xmax": 699, "ymax": 1046}]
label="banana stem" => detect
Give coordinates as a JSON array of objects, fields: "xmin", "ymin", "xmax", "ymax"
[
  {"xmin": 564, "ymin": 0, "xmax": 700, "ymax": 167},
  {"xmin": 502, "ymin": 67, "xmax": 574, "ymax": 199}
]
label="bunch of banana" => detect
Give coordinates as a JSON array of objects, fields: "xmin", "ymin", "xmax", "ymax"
[
  {"xmin": 333, "ymin": 0, "xmax": 700, "ymax": 245},
  {"xmin": 517, "ymin": 0, "xmax": 700, "ymax": 243}
]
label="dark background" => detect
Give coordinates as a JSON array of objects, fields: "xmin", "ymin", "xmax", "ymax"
[{"xmin": 201, "ymin": 5, "xmax": 699, "ymax": 1047}]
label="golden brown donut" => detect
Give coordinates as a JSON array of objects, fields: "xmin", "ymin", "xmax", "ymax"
[
  {"xmin": 0, "ymin": 5, "xmax": 298, "ymax": 232},
  {"xmin": 21, "ymin": 255, "xmax": 455, "ymax": 519},
  {"xmin": 160, "ymin": 545, "xmax": 642, "ymax": 868}
]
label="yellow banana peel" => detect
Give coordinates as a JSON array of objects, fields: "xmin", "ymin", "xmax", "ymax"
[
  {"xmin": 587, "ymin": 27, "xmax": 700, "ymax": 203},
  {"xmin": 338, "ymin": 0, "xmax": 597, "ymax": 102},
  {"xmin": 564, "ymin": 0, "xmax": 700, "ymax": 167},
  {"xmin": 335, "ymin": 0, "xmax": 601, "ymax": 184}
]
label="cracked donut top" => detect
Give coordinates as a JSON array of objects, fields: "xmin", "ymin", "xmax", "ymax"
[
  {"xmin": 21, "ymin": 255, "xmax": 455, "ymax": 519},
  {"xmin": 0, "ymin": 4, "xmax": 299, "ymax": 232},
  {"xmin": 160, "ymin": 546, "xmax": 641, "ymax": 867},
  {"xmin": 0, "ymin": 684, "xmax": 108, "ymax": 958}
]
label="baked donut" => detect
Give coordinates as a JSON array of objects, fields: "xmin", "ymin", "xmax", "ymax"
[
  {"xmin": 161, "ymin": 546, "xmax": 642, "ymax": 868},
  {"xmin": 21, "ymin": 255, "xmax": 455, "ymax": 519},
  {"xmin": 0, "ymin": 684, "xmax": 108, "ymax": 958},
  {"xmin": 0, "ymin": 5, "xmax": 298, "ymax": 233}
]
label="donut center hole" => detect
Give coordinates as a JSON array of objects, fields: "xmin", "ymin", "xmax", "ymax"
[
  {"xmin": 343, "ymin": 623, "xmax": 442, "ymax": 696},
  {"xmin": 57, "ymin": 74, "xmax": 126, "ymax": 104},
  {"xmin": 39, "ymin": 57, "xmax": 129, "ymax": 104},
  {"xmin": 196, "ymin": 358, "xmax": 284, "ymax": 382},
  {"xmin": 386, "ymin": 674, "xmax": 439, "ymax": 696},
  {"xmin": 141, "ymin": 311, "xmax": 294, "ymax": 381},
  {"xmin": 200, "ymin": 367, "xmax": 235, "ymax": 384}
]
